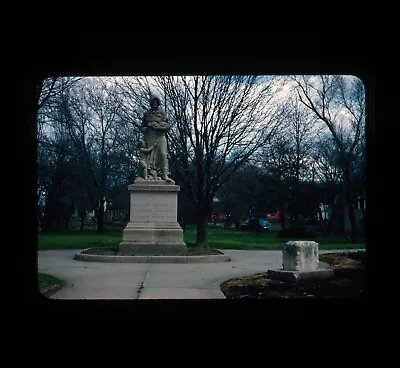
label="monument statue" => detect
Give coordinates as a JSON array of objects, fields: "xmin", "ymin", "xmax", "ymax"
[
  {"xmin": 120, "ymin": 95, "xmax": 185, "ymax": 255},
  {"xmin": 137, "ymin": 95, "xmax": 174, "ymax": 183}
]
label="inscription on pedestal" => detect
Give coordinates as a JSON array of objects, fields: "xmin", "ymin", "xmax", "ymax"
[
  {"xmin": 136, "ymin": 203, "xmax": 173, "ymax": 215},
  {"xmin": 133, "ymin": 203, "xmax": 175, "ymax": 223},
  {"xmin": 130, "ymin": 191, "xmax": 177, "ymax": 223}
]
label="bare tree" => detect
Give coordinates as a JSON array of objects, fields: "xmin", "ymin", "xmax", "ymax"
[
  {"xmin": 113, "ymin": 76, "xmax": 153, "ymax": 129},
  {"xmin": 45, "ymin": 77, "xmax": 125, "ymax": 234},
  {"xmin": 257, "ymin": 125, "xmax": 292, "ymax": 229},
  {"xmin": 36, "ymin": 77, "xmax": 83, "ymax": 228},
  {"xmin": 36, "ymin": 77, "xmax": 83, "ymax": 115},
  {"xmin": 255, "ymin": 93, "xmax": 320, "ymax": 228},
  {"xmin": 311, "ymin": 133, "xmax": 344, "ymax": 233},
  {"xmin": 153, "ymin": 75, "xmax": 285, "ymax": 247},
  {"xmin": 214, "ymin": 163, "xmax": 266, "ymax": 226},
  {"xmin": 116, "ymin": 76, "xmax": 285, "ymax": 247},
  {"xmin": 37, "ymin": 123, "xmax": 81, "ymax": 232},
  {"xmin": 280, "ymin": 96, "xmax": 321, "ymax": 224},
  {"xmin": 312, "ymin": 133, "xmax": 343, "ymax": 184},
  {"xmin": 292, "ymin": 75, "xmax": 365, "ymax": 242}
]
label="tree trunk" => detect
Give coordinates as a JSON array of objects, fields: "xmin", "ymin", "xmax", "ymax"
[
  {"xmin": 96, "ymin": 206, "xmax": 105, "ymax": 234},
  {"xmin": 41, "ymin": 215, "xmax": 51, "ymax": 232},
  {"xmin": 195, "ymin": 216, "xmax": 209, "ymax": 248},
  {"xmin": 343, "ymin": 163, "xmax": 358, "ymax": 243},
  {"xmin": 345, "ymin": 186, "xmax": 358, "ymax": 243},
  {"xmin": 79, "ymin": 216, "xmax": 85, "ymax": 232},
  {"xmin": 279, "ymin": 197, "xmax": 289, "ymax": 230},
  {"xmin": 64, "ymin": 215, "xmax": 70, "ymax": 231},
  {"xmin": 55, "ymin": 211, "xmax": 61, "ymax": 233},
  {"xmin": 195, "ymin": 199, "xmax": 211, "ymax": 248},
  {"xmin": 348, "ymin": 206, "xmax": 358, "ymax": 243},
  {"xmin": 63, "ymin": 206, "xmax": 72, "ymax": 231},
  {"xmin": 293, "ymin": 176, "xmax": 300, "ymax": 227},
  {"xmin": 42, "ymin": 193, "xmax": 56, "ymax": 232},
  {"xmin": 359, "ymin": 190, "xmax": 365, "ymax": 236},
  {"xmin": 279, "ymin": 203, "xmax": 286, "ymax": 230}
]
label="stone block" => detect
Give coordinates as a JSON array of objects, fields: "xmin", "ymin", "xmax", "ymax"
[{"xmin": 282, "ymin": 240, "xmax": 319, "ymax": 272}]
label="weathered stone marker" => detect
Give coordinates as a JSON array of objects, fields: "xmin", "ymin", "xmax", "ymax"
[{"xmin": 267, "ymin": 241, "xmax": 333, "ymax": 283}]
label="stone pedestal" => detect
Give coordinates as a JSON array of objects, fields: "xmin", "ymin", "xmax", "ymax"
[
  {"xmin": 119, "ymin": 181, "xmax": 186, "ymax": 255},
  {"xmin": 267, "ymin": 241, "xmax": 333, "ymax": 283}
]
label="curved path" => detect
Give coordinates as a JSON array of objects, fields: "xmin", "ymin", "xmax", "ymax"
[{"xmin": 37, "ymin": 249, "xmax": 363, "ymax": 299}]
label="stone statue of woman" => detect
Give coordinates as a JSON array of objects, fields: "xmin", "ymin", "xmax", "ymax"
[{"xmin": 138, "ymin": 94, "xmax": 174, "ymax": 183}]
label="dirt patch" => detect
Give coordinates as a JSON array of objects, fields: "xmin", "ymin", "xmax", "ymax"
[
  {"xmin": 220, "ymin": 251, "xmax": 365, "ymax": 299},
  {"xmin": 40, "ymin": 283, "xmax": 64, "ymax": 298},
  {"xmin": 82, "ymin": 247, "xmax": 223, "ymax": 256},
  {"xmin": 319, "ymin": 251, "xmax": 365, "ymax": 269}
]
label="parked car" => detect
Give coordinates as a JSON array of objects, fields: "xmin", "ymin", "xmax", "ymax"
[
  {"xmin": 240, "ymin": 215, "xmax": 272, "ymax": 231},
  {"xmin": 240, "ymin": 217, "xmax": 249, "ymax": 229},
  {"xmin": 267, "ymin": 211, "xmax": 280, "ymax": 221}
]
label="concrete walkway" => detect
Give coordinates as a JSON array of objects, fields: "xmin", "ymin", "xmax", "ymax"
[{"xmin": 37, "ymin": 249, "xmax": 363, "ymax": 299}]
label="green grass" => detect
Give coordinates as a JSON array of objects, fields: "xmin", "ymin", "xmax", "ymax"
[
  {"xmin": 38, "ymin": 225, "xmax": 365, "ymax": 251},
  {"xmin": 38, "ymin": 231, "xmax": 121, "ymax": 249},
  {"xmin": 38, "ymin": 272, "xmax": 63, "ymax": 290},
  {"xmin": 185, "ymin": 225, "xmax": 364, "ymax": 250}
]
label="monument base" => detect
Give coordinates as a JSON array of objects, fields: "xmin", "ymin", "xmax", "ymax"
[
  {"xmin": 118, "ymin": 242, "xmax": 187, "ymax": 255},
  {"xmin": 267, "ymin": 263, "xmax": 334, "ymax": 283},
  {"xmin": 119, "ymin": 181, "xmax": 186, "ymax": 255},
  {"xmin": 267, "ymin": 241, "xmax": 334, "ymax": 283}
]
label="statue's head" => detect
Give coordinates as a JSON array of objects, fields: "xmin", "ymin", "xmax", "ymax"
[{"xmin": 150, "ymin": 95, "xmax": 161, "ymax": 109}]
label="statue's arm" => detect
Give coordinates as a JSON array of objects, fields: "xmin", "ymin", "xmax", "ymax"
[{"xmin": 155, "ymin": 110, "xmax": 170, "ymax": 131}]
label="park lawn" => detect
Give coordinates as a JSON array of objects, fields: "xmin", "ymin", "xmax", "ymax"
[
  {"xmin": 38, "ymin": 225, "xmax": 365, "ymax": 250},
  {"xmin": 38, "ymin": 272, "xmax": 63, "ymax": 290},
  {"xmin": 184, "ymin": 225, "xmax": 365, "ymax": 250},
  {"xmin": 38, "ymin": 231, "xmax": 121, "ymax": 249}
]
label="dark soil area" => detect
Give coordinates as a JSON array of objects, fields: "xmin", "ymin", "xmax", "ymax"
[
  {"xmin": 220, "ymin": 251, "xmax": 365, "ymax": 298},
  {"xmin": 81, "ymin": 247, "xmax": 223, "ymax": 256}
]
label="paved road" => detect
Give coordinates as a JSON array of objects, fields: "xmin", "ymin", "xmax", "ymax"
[{"xmin": 37, "ymin": 249, "xmax": 363, "ymax": 299}]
